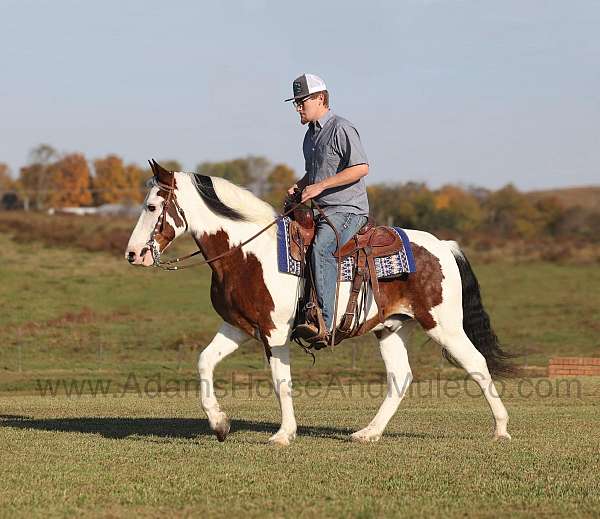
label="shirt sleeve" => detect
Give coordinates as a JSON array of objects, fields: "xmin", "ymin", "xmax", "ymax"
[{"xmin": 333, "ymin": 124, "xmax": 368, "ymax": 170}]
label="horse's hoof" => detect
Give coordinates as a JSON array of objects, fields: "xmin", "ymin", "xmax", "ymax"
[
  {"xmin": 268, "ymin": 430, "xmax": 296, "ymax": 447},
  {"xmin": 493, "ymin": 432, "xmax": 512, "ymax": 442},
  {"xmin": 213, "ymin": 417, "xmax": 230, "ymax": 442},
  {"xmin": 350, "ymin": 430, "xmax": 381, "ymax": 443}
]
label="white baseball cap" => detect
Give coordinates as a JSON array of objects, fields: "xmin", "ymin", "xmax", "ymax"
[{"xmin": 284, "ymin": 73, "xmax": 327, "ymax": 102}]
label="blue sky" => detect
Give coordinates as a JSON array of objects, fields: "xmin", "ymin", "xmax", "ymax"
[{"xmin": 1, "ymin": 0, "xmax": 599, "ymax": 189}]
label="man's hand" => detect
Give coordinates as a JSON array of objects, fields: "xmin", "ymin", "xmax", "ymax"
[
  {"xmin": 301, "ymin": 183, "xmax": 324, "ymax": 203},
  {"xmin": 287, "ymin": 184, "xmax": 299, "ymax": 196}
]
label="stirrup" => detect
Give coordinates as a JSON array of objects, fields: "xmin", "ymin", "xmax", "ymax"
[
  {"xmin": 292, "ymin": 323, "xmax": 321, "ymax": 341},
  {"xmin": 312, "ymin": 333, "xmax": 331, "ymax": 350}
]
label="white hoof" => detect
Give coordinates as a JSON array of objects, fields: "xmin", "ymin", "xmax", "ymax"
[
  {"xmin": 350, "ymin": 429, "xmax": 381, "ymax": 443},
  {"xmin": 268, "ymin": 430, "xmax": 296, "ymax": 447},
  {"xmin": 211, "ymin": 413, "xmax": 230, "ymax": 443},
  {"xmin": 493, "ymin": 432, "xmax": 512, "ymax": 442}
]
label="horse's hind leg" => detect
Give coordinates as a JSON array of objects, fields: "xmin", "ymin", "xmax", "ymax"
[
  {"xmin": 351, "ymin": 323, "xmax": 415, "ymax": 443},
  {"xmin": 427, "ymin": 325, "xmax": 510, "ymax": 440}
]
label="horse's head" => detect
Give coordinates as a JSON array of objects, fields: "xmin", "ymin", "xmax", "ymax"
[{"xmin": 125, "ymin": 159, "xmax": 188, "ymax": 266}]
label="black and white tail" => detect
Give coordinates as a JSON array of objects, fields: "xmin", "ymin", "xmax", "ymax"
[{"xmin": 450, "ymin": 245, "xmax": 517, "ymax": 377}]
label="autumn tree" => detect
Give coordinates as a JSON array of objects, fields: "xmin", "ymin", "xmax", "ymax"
[
  {"xmin": 533, "ymin": 196, "xmax": 564, "ymax": 236},
  {"xmin": 196, "ymin": 156, "xmax": 272, "ymax": 194},
  {"xmin": 18, "ymin": 144, "xmax": 58, "ymax": 210},
  {"xmin": 263, "ymin": 164, "xmax": 296, "ymax": 208},
  {"xmin": 433, "ymin": 185, "xmax": 484, "ymax": 232},
  {"xmin": 0, "ymin": 163, "xmax": 18, "ymax": 210},
  {"xmin": 47, "ymin": 153, "xmax": 92, "ymax": 208},
  {"xmin": 482, "ymin": 184, "xmax": 546, "ymax": 238},
  {"xmin": 93, "ymin": 155, "xmax": 143, "ymax": 204},
  {"xmin": 197, "ymin": 159, "xmax": 253, "ymax": 186},
  {"xmin": 0, "ymin": 163, "xmax": 14, "ymax": 193}
]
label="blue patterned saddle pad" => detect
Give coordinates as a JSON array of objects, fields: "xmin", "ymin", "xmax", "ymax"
[{"xmin": 276, "ymin": 217, "xmax": 416, "ymax": 281}]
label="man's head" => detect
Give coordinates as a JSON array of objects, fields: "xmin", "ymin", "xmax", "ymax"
[{"xmin": 285, "ymin": 73, "xmax": 329, "ymax": 125}]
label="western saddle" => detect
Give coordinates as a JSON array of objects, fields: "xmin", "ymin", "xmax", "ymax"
[{"xmin": 286, "ymin": 198, "xmax": 404, "ymax": 349}]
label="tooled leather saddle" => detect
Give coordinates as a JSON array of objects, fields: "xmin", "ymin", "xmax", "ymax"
[{"xmin": 285, "ymin": 197, "xmax": 404, "ymax": 347}]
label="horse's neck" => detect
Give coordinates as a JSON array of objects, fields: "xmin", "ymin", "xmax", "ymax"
[
  {"xmin": 177, "ymin": 173, "xmax": 277, "ymax": 269},
  {"xmin": 188, "ymin": 213, "xmax": 275, "ymax": 264}
]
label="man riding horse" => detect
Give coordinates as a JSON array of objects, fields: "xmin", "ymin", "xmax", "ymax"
[{"xmin": 285, "ymin": 73, "xmax": 370, "ymax": 348}]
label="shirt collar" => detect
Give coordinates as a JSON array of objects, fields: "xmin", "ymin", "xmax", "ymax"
[{"xmin": 315, "ymin": 110, "xmax": 333, "ymax": 129}]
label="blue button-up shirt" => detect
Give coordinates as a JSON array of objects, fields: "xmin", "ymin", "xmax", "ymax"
[{"xmin": 303, "ymin": 110, "xmax": 369, "ymax": 216}]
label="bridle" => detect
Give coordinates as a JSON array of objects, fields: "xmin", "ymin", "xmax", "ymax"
[
  {"xmin": 144, "ymin": 178, "xmax": 308, "ymax": 271},
  {"xmin": 144, "ymin": 175, "xmax": 189, "ymax": 268}
]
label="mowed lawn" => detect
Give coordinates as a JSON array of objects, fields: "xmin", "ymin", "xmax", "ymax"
[
  {"xmin": 1, "ymin": 227, "xmax": 600, "ymax": 517},
  {"xmin": 1, "ymin": 378, "xmax": 599, "ymax": 518},
  {"xmin": 1, "ymin": 233, "xmax": 600, "ymax": 393}
]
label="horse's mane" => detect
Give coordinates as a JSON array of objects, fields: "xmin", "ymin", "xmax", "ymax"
[{"xmin": 186, "ymin": 173, "xmax": 277, "ymax": 225}]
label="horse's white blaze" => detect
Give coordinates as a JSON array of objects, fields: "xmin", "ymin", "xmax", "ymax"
[{"xmin": 126, "ymin": 185, "xmax": 185, "ymax": 265}]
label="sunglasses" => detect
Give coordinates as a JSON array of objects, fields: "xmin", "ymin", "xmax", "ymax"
[{"xmin": 292, "ymin": 95, "xmax": 317, "ymax": 109}]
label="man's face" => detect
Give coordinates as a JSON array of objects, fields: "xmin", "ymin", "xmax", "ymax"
[{"xmin": 294, "ymin": 93, "xmax": 324, "ymax": 125}]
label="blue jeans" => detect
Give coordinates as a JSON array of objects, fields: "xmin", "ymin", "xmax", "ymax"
[{"xmin": 311, "ymin": 212, "xmax": 368, "ymax": 331}]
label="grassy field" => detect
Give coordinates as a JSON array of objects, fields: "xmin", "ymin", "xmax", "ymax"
[
  {"xmin": 1, "ymin": 219, "xmax": 599, "ymax": 517},
  {"xmin": 1, "ymin": 228, "xmax": 600, "ymax": 393},
  {"xmin": 2, "ymin": 228, "xmax": 600, "ymax": 383},
  {"xmin": 1, "ymin": 379, "xmax": 599, "ymax": 518}
]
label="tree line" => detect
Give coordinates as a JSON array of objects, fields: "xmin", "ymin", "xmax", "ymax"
[
  {"xmin": 1, "ymin": 144, "xmax": 598, "ymax": 242},
  {"xmin": 0, "ymin": 144, "xmax": 296, "ymax": 211}
]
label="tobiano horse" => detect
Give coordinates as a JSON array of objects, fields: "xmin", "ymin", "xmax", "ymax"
[{"xmin": 125, "ymin": 160, "xmax": 515, "ymax": 446}]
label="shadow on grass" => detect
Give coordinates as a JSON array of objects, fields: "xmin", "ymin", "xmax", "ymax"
[{"xmin": 0, "ymin": 414, "xmax": 445, "ymax": 441}]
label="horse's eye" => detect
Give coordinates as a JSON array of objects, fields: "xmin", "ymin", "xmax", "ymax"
[{"xmin": 147, "ymin": 204, "xmax": 156, "ymax": 212}]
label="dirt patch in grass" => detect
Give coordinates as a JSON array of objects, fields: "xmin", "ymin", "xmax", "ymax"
[
  {"xmin": 0, "ymin": 212, "xmax": 136, "ymax": 255},
  {"xmin": 11, "ymin": 308, "xmax": 133, "ymax": 337}
]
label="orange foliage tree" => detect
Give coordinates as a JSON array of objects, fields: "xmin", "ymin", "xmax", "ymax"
[
  {"xmin": 93, "ymin": 155, "xmax": 143, "ymax": 204},
  {"xmin": 48, "ymin": 153, "xmax": 92, "ymax": 208},
  {"xmin": 263, "ymin": 164, "xmax": 296, "ymax": 208},
  {"xmin": 0, "ymin": 163, "xmax": 14, "ymax": 192}
]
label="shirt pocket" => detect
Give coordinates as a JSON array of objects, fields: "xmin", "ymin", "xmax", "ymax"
[{"xmin": 324, "ymin": 146, "xmax": 342, "ymax": 173}]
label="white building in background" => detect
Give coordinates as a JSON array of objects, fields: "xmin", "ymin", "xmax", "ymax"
[{"xmin": 48, "ymin": 204, "xmax": 141, "ymax": 216}]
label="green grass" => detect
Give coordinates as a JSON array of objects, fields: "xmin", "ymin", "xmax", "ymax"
[
  {"xmin": 1, "ymin": 229, "xmax": 600, "ymax": 517},
  {"xmin": 1, "ymin": 378, "xmax": 599, "ymax": 518},
  {"xmin": 1, "ymin": 232, "xmax": 599, "ymax": 394}
]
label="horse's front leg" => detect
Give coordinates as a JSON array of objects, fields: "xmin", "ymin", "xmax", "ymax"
[
  {"xmin": 268, "ymin": 343, "xmax": 297, "ymax": 446},
  {"xmin": 198, "ymin": 322, "xmax": 250, "ymax": 442}
]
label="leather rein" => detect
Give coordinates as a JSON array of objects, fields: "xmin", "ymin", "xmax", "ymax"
[{"xmin": 146, "ymin": 180, "xmax": 309, "ymax": 271}]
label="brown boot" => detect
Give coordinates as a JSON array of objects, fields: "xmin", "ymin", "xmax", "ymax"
[{"xmin": 292, "ymin": 322, "xmax": 320, "ymax": 341}]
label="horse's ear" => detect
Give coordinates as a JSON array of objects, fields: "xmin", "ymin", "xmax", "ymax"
[
  {"xmin": 151, "ymin": 159, "xmax": 172, "ymax": 185},
  {"xmin": 148, "ymin": 159, "xmax": 156, "ymax": 176}
]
